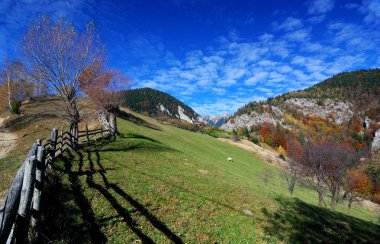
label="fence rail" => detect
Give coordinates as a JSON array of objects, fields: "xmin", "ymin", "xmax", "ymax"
[{"xmin": 0, "ymin": 125, "xmax": 110, "ymax": 243}]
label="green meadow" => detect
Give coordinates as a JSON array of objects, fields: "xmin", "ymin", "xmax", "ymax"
[{"xmin": 12, "ymin": 111, "xmax": 380, "ymax": 242}]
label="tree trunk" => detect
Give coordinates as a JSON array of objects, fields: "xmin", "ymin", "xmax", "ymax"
[
  {"xmin": 7, "ymin": 74, "xmax": 12, "ymax": 110},
  {"xmin": 318, "ymin": 190, "xmax": 324, "ymax": 206},
  {"xmin": 70, "ymin": 123, "xmax": 78, "ymax": 148},
  {"xmin": 331, "ymin": 189, "xmax": 337, "ymax": 211},
  {"xmin": 348, "ymin": 199, "xmax": 352, "ymax": 213},
  {"xmin": 315, "ymin": 179, "xmax": 324, "ymax": 207},
  {"xmin": 109, "ymin": 111, "xmax": 118, "ymax": 136}
]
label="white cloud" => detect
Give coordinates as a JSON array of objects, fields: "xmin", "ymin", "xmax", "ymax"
[
  {"xmin": 359, "ymin": 0, "xmax": 380, "ymax": 25},
  {"xmin": 131, "ymin": 4, "xmax": 379, "ymax": 115},
  {"xmin": 284, "ymin": 29, "xmax": 310, "ymax": 42},
  {"xmin": 245, "ymin": 72, "xmax": 268, "ymax": 85},
  {"xmin": 275, "ymin": 17, "xmax": 303, "ymax": 31},
  {"xmin": 217, "ymin": 79, "xmax": 237, "ymax": 87},
  {"xmin": 307, "ymin": 0, "xmax": 335, "ymax": 14},
  {"xmin": 0, "ymin": 0, "xmax": 94, "ymax": 61}
]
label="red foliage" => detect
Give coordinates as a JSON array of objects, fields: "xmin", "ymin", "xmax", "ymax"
[{"xmin": 260, "ymin": 122, "xmax": 272, "ymax": 141}]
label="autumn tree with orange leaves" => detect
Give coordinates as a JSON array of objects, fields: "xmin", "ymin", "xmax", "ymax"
[
  {"xmin": 79, "ymin": 60, "xmax": 130, "ymax": 135},
  {"xmin": 343, "ymin": 170, "xmax": 372, "ymax": 211}
]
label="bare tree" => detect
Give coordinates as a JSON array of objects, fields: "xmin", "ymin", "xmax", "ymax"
[
  {"xmin": 79, "ymin": 60, "xmax": 130, "ymax": 135},
  {"xmin": 321, "ymin": 141, "xmax": 355, "ymax": 211},
  {"xmin": 281, "ymin": 159, "xmax": 303, "ymax": 196},
  {"xmin": 261, "ymin": 168, "xmax": 273, "ymax": 186},
  {"xmin": 22, "ymin": 16, "xmax": 104, "ymax": 139},
  {"xmin": 0, "ymin": 58, "xmax": 29, "ymax": 111},
  {"xmin": 289, "ymin": 139, "xmax": 356, "ymax": 211},
  {"xmin": 288, "ymin": 139, "xmax": 326, "ymax": 206}
]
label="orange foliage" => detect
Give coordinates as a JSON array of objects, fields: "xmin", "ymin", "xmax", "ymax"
[
  {"xmin": 374, "ymin": 193, "xmax": 380, "ymax": 204},
  {"xmin": 346, "ymin": 170, "xmax": 372, "ymax": 197},
  {"xmin": 260, "ymin": 122, "xmax": 272, "ymax": 141}
]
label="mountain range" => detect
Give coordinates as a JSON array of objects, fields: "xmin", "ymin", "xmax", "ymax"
[{"xmin": 123, "ymin": 69, "xmax": 380, "ymax": 151}]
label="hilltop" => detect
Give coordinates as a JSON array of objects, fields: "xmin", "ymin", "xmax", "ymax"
[
  {"xmin": 123, "ymin": 88, "xmax": 199, "ymax": 124},
  {"xmin": 225, "ymin": 69, "xmax": 380, "ymax": 127},
  {"xmin": 221, "ymin": 69, "xmax": 380, "ymax": 152}
]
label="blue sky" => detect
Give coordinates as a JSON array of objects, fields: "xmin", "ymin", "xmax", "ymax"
[{"xmin": 0, "ymin": 0, "xmax": 379, "ymax": 115}]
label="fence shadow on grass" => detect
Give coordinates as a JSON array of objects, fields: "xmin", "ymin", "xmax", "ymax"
[
  {"xmin": 40, "ymin": 161, "xmax": 107, "ymax": 243},
  {"xmin": 118, "ymin": 110, "xmax": 162, "ymax": 131},
  {"xmin": 90, "ymin": 132, "xmax": 178, "ymax": 153},
  {"xmin": 261, "ymin": 197, "xmax": 380, "ymax": 243},
  {"xmin": 41, "ymin": 136, "xmax": 183, "ymax": 243},
  {"xmin": 87, "ymin": 149, "xmax": 183, "ymax": 243},
  {"xmin": 2, "ymin": 113, "xmax": 58, "ymax": 131}
]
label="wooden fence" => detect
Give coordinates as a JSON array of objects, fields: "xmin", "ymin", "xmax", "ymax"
[{"xmin": 0, "ymin": 125, "xmax": 110, "ymax": 243}]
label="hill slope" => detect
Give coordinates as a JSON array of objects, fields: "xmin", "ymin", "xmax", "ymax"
[
  {"xmin": 123, "ymin": 88, "xmax": 198, "ymax": 123},
  {"xmin": 222, "ymin": 69, "xmax": 380, "ymax": 151},
  {"xmin": 226, "ymin": 69, "xmax": 379, "ymax": 126},
  {"xmin": 36, "ymin": 108, "xmax": 379, "ymax": 243}
]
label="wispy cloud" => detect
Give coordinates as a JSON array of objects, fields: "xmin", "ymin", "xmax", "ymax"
[
  {"xmin": 0, "ymin": 0, "xmax": 94, "ymax": 61},
  {"xmin": 359, "ymin": 0, "xmax": 380, "ymax": 26},
  {"xmin": 133, "ymin": 6, "xmax": 379, "ymax": 115},
  {"xmin": 306, "ymin": 0, "xmax": 335, "ymax": 23},
  {"xmin": 1, "ymin": 0, "xmax": 379, "ymax": 116},
  {"xmin": 307, "ymin": 0, "xmax": 335, "ymax": 14},
  {"xmin": 273, "ymin": 17, "xmax": 303, "ymax": 31}
]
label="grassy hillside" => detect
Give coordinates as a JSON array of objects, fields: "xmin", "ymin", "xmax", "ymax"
[{"xmin": 37, "ymin": 109, "xmax": 380, "ymax": 243}]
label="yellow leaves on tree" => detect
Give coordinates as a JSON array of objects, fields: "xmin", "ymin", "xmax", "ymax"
[{"xmin": 346, "ymin": 170, "xmax": 372, "ymax": 197}]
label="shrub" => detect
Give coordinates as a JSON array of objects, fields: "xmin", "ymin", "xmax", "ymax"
[
  {"xmin": 374, "ymin": 192, "xmax": 380, "ymax": 204},
  {"xmin": 11, "ymin": 101, "xmax": 21, "ymax": 114},
  {"xmin": 250, "ymin": 137, "xmax": 259, "ymax": 145}
]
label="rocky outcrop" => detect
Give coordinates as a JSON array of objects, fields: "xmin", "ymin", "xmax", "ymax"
[
  {"xmin": 159, "ymin": 104, "xmax": 172, "ymax": 117},
  {"xmin": 221, "ymin": 112, "xmax": 281, "ymax": 131},
  {"xmin": 198, "ymin": 115, "xmax": 230, "ymax": 127},
  {"xmin": 219, "ymin": 98, "xmax": 354, "ymax": 131},
  {"xmin": 177, "ymin": 105, "xmax": 196, "ymax": 124},
  {"xmin": 372, "ymin": 129, "xmax": 380, "ymax": 152},
  {"xmin": 284, "ymin": 98, "xmax": 353, "ymax": 125}
]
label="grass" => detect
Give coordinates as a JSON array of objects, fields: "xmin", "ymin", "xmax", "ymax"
[{"xmin": 35, "ymin": 110, "xmax": 380, "ymax": 243}]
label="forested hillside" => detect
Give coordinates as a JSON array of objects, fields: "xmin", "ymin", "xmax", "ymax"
[
  {"xmin": 220, "ymin": 69, "xmax": 380, "ymax": 206},
  {"xmin": 122, "ymin": 88, "xmax": 198, "ymax": 123},
  {"xmin": 236, "ymin": 69, "xmax": 380, "ymax": 119}
]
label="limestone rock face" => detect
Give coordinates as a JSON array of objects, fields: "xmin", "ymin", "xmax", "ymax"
[
  {"xmin": 221, "ymin": 112, "xmax": 280, "ymax": 131},
  {"xmin": 220, "ymin": 98, "xmax": 354, "ymax": 131},
  {"xmin": 177, "ymin": 105, "xmax": 194, "ymax": 124},
  {"xmin": 372, "ymin": 129, "xmax": 380, "ymax": 152},
  {"xmin": 197, "ymin": 115, "xmax": 230, "ymax": 127},
  {"xmin": 284, "ymin": 98, "xmax": 353, "ymax": 125}
]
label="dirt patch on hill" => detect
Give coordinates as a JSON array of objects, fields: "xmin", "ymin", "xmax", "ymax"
[
  {"xmin": 0, "ymin": 131, "xmax": 17, "ymax": 159},
  {"xmin": 0, "ymin": 116, "xmax": 17, "ymax": 159},
  {"xmin": 359, "ymin": 199, "xmax": 380, "ymax": 212},
  {"xmin": 218, "ymin": 138, "xmax": 288, "ymax": 169}
]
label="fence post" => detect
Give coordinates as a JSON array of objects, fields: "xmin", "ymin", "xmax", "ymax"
[
  {"xmin": 30, "ymin": 145, "xmax": 45, "ymax": 242},
  {"xmin": 75, "ymin": 125, "xmax": 78, "ymax": 148},
  {"xmin": 86, "ymin": 124, "xmax": 90, "ymax": 145},
  {"xmin": 49, "ymin": 128, "xmax": 58, "ymax": 165},
  {"xmin": 14, "ymin": 147, "xmax": 37, "ymax": 243},
  {"xmin": 60, "ymin": 126, "xmax": 64, "ymax": 153}
]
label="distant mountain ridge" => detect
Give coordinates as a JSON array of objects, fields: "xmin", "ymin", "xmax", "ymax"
[
  {"xmin": 198, "ymin": 115, "xmax": 230, "ymax": 127},
  {"xmin": 122, "ymin": 88, "xmax": 199, "ymax": 123}
]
